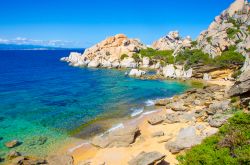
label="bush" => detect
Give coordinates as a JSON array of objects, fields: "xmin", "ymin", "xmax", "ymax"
[
  {"xmin": 138, "ymin": 48, "xmax": 174, "ymax": 64},
  {"xmin": 178, "ymin": 112, "xmax": 250, "ymax": 165},
  {"xmin": 206, "ymin": 37, "xmax": 212, "ymax": 43},
  {"xmin": 226, "ymin": 28, "xmax": 240, "ymax": 39},
  {"xmin": 132, "ymin": 53, "xmax": 140, "ymax": 62},
  {"xmin": 232, "ymin": 70, "xmax": 242, "ymax": 79},
  {"xmin": 215, "ymin": 49, "xmax": 245, "ymax": 67},
  {"xmin": 175, "ymin": 49, "xmax": 213, "ymax": 68},
  {"xmin": 191, "ymin": 41, "xmax": 198, "ymax": 47},
  {"xmin": 120, "ymin": 54, "xmax": 128, "ymax": 60}
]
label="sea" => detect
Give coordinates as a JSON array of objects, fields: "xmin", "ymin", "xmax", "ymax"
[{"xmin": 0, "ymin": 50, "xmax": 190, "ymax": 158}]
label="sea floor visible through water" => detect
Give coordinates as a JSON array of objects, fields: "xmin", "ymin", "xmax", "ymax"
[{"xmin": 0, "ymin": 50, "xmax": 191, "ymax": 159}]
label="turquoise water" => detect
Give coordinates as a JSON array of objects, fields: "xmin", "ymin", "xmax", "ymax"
[{"xmin": 0, "ymin": 50, "xmax": 189, "ymax": 158}]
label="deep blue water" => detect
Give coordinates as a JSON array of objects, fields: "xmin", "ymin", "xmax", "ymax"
[{"xmin": 0, "ymin": 50, "xmax": 189, "ymax": 157}]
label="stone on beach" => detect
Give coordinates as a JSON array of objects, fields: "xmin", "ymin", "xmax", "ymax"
[
  {"xmin": 148, "ymin": 114, "xmax": 165, "ymax": 125},
  {"xmin": 165, "ymin": 126, "xmax": 203, "ymax": 154},
  {"xmin": 47, "ymin": 155, "xmax": 74, "ymax": 165},
  {"xmin": 151, "ymin": 131, "xmax": 165, "ymax": 138},
  {"xmin": 129, "ymin": 69, "xmax": 146, "ymax": 77},
  {"xmin": 91, "ymin": 126, "xmax": 140, "ymax": 148},
  {"xmin": 128, "ymin": 151, "xmax": 166, "ymax": 165}
]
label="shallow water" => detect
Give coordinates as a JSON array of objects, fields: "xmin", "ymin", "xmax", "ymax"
[{"xmin": 0, "ymin": 50, "xmax": 189, "ymax": 158}]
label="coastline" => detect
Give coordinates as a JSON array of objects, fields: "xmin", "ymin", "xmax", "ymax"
[{"xmin": 57, "ymin": 79, "xmax": 234, "ymax": 165}]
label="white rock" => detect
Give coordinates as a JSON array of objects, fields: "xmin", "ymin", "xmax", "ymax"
[
  {"xmin": 203, "ymin": 73, "xmax": 212, "ymax": 81},
  {"xmin": 120, "ymin": 57, "xmax": 137, "ymax": 68},
  {"xmin": 129, "ymin": 69, "xmax": 146, "ymax": 77},
  {"xmin": 88, "ymin": 59, "xmax": 100, "ymax": 68},
  {"xmin": 162, "ymin": 64, "xmax": 176, "ymax": 78}
]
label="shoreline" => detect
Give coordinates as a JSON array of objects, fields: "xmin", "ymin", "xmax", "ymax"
[{"xmin": 58, "ymin": 79, "xmax": 234, "ymax": 165}]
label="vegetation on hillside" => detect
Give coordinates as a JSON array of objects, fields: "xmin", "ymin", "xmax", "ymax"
[{"xmin": 177, "ymin": 111, "xmax": 250, "ymax": 165}]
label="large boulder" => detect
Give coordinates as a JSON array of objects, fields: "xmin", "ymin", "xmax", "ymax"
[
  {"xmin": 91, "ymin": 126, "xmax": 140, "ymax": 148},
  {"xmin": 165, "ymin": 126, "xmax": 203, "ymax": 154},
  {"xmin": 128, "ymin": 151, "xmax": 166, "ymax": 165},
  {"xmin": 120, "ymin": 57, "xmax": 137, "ymax": 68},
  {"xmin": 229, "ymin": 69, "xmax": 250, "ymax": 96}
]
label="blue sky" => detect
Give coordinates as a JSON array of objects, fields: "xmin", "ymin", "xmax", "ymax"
[{"xmin": 0, "ymin": 0, "xmax": 235, "ymax": 48}]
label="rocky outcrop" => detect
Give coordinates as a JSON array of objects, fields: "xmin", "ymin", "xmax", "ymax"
[
  {"xmin": 152, "ymin": 31, "xmax": 192, "ymax": 56},
  {"xmin": 162, "ymin": 64, "xmax": 192, "ymax": 79},
  {"xmin": 47, "ymin": 155, "xmax": 74, "ymax": 165},
  {"xmin": 61, "ymin": 34, "xmax": 146, "ymax": 68},
  {"xmin": 128, "ymin": 151, "xmax": 166, "ymax": 165},
  {"xmin": 197, "ymin": 0, "xmax": 249, "ymax": 58},
  {"xmin": 91, "ymin": 126, "xmax": 140, "ymax": 148},
  {"xmin": 229, "ymin": 68, "xmax": 250, "ymax": 106},
  {"xmin": 129, "ymin": 69, "xmax": 146, "ymax": 77}
]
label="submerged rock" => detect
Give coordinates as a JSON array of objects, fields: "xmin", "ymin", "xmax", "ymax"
[
  {"xmin": 7, "ymin": 151, "xmax": 21, "ymax": 160},
  {"xmin": 5, "ymin": 140, "xmax": 21, "ymax": 148},
  {"xmin": 128, "ymin": 151, "xmax": 166, "ymax": 165}
]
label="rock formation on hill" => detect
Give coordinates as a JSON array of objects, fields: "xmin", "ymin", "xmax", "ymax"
[
  {"xmin": 196, "ymin": 0, "xmax": 249, "ymax": 59},
  {"xmin": 61, "ymin": 34, "xmax": 146, "ymax": 68},
  {"xmin": 152, "ymin": 31, "xmax": 192, "ymax": 56}
]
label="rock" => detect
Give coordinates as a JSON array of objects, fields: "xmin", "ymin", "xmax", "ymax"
[
  {"xmin": 0, "ymin": 137, "xmax": 3, "ymax": 141},
  {"xmin": 91, "ymin": 126, "xmax": 140, "ymax": 148},
  {"xmin": 27, "ymin": 136, "xmax": 47, "ymax": 146},
  {"xmin": 229, "ymin": 69, "xmax": 250, "ymax": 97},
  {"xmin": 88, "ymin": 59, "xmax": 100, "ymax": 68},
  {"xmin": 148, "ymin": 115, "xmax": 165, "ymax": 125},
  {"xmin": 202, "ymin": 128, "xmax": 219, "ymax": 137},
  {"xmin": 7, "ymin": 151, "xmax": 21, "ymax": 160},
  {"xmin": 10, "ymin": 156, "xmax": 46, "ymax": 165},
  {"xmin": 207, "ymin": 100, "xmax": 230, "ymax": 115},
  {"xmin": 129, "ymin": 69, "xmax": 146, "ymax": 77},
  {"xmin": 166, "ymin": 100, "xmax": 188, "ymax": 111},
  {"xmin": 228, "ymin": 0, "xmax": 245, "ymax": 17},
  {"xmin": 142, "ymin": 57, "xmax": 150, "ymax": 68},
  {"xmin": 10, "ymin": 156, "xmax": 25, "ymax": 165},
  {"xmin": 155, "ymin": 99, "xmax": 171, "ymax": 106},
  {"xmin": 120, "ymin": 57, "xmax": 137, "ymax": 68},
  {"xmin": 162, "ymin": 64, "xmax": 175, "ymax": 78},
  {"xmin": 165, "ymin": 126, "xmax": 203, "ymax": 154},
  {"xmin": 5, "ymin": 140, "xmax": 20, "ymax": 148},
  {"xmin": 151, "ymin": 131, "xmax": 165, "ymax": 138},
  {"xmin": 208, "ymin": 114, "xmax": 232, "ymax": 128},
  {"xmin": 128, "ymin": 151, "xmax": 166, "ymax": 165},
  {"xmin": 61, "ymin": 34, "xmax": 146, "ymax": 68},
  {"xmin": 47, "ymin": 155, "xmax": 74, "ymax": 165},
  {"xmin": 165, "ymin": 113, "xmax": 180, "ymax": 124},
  {"xmin": 203, "ymin": 73, "xmax": 211, "ymax": 80}
]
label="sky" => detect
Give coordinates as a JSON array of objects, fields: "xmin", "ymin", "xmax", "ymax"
[{"xmin": 0, "ymin": 0, "xmax": 236, "ymax": 48}]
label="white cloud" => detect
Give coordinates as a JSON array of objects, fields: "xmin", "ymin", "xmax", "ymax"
[{"xmin": 0, "ymin": 37, "xmax": 80, "ymax": 48}]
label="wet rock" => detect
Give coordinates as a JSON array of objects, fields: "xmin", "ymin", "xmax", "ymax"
[
  {"xmin": 47, "ymin": 155, "xmax": 74, "ymax": 165},
  {"xmin": 5, "ymin": 140, "xmax": 21, "ymax": 148},
  {"xmin": 128, "ymin": 151, "xmax": 166, "ymax": 165},
  {"xmin": 165, "ymin": 126, "xmax": 203, "ymax": 154},
  {"xmin": 155, "ymin": 99, "xmax": 171, "ymax": 106},
  {"xmin": 151, "ymin": 131, "xmax": 165, "ymax": 138},
  {"xmin": 148, "ymin": 115, "xmax": 165, "ymax": 125},
  {"xmin": 91, "ymin": 126, "xmax": 140, "ymax": 148},
  {"xmin": 0, "ymin": 137, "xmax": 3, "ymax": 141},
  {"xmin": 7, "ymin": 151, "xmax": 21, "ymax": 160}
]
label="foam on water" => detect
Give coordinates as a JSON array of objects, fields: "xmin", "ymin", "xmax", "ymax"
[
  {"xmin": 130, "ymin": 107, "xmax": 144, "ymax": 117},
  {"xmin": 145, "ymin": 100, "xmax": 155, "ymax": 106},
  {"xmin": 107, "ymin": 123, "xmax": 125, "ymax": 133}
]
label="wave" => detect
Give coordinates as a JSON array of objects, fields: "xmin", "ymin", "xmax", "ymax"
[
  {"xmin": 130, "ymin": 107, "xmax": 144, "ymax": 117},
  {"xmin": 145, "ymin": 99, "xmax": 155, "ymax": 106}
]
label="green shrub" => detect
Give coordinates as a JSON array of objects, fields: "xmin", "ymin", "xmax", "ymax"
[
  {"xmin": 132, "ymin": 53, "xmax": 140, "ymax": 62},
  {"xmin": 138, "ymin": 48, "xmax": 174, "ymax": 64},
  {"xmin": 206, "ymin": 36, "xmax": 212, "ymax": 43},
  {"xmin": 175, "ymin": 49, "xmax": 213, "ymax": 68},
  {"xmin": 232, "ymin": 70, "xmax": 242, "ymax": 79},
  {"xmin": 178, "ymin": 112, "xmax": 250, "ymax": 165},
  {"xmin": 226, "ymin": 28, "xmax": 240, "ymax": 39},
  {"xmin": 191, "ymin": 41, "xmax": 198, "ymax": 47},
  {"xmin": 248, "ymin": 26, "xmax": 250, "ymax": 33},
  {"xmin": 227, "ymin": 17, "xmax": 240, "ymax": 29},
  {"xmin": 120, "ymin": 54, "xmax": 128, "ymax": 60},
  {"xmin": 215, "ymin": 49, "xmax": 245, "ymax": 67}
]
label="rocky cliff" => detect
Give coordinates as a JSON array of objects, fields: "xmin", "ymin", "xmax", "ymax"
[
  {"xmin": 196, "ymin": 0, "xmax": 249, "ymax": 59},
  {"xmin": 152, "ymin": 31, "xmax": 192, "ymax": 56},
  {"xmin": 61, "ymin": 34, "xmax": 146, "ymax": 68}
]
